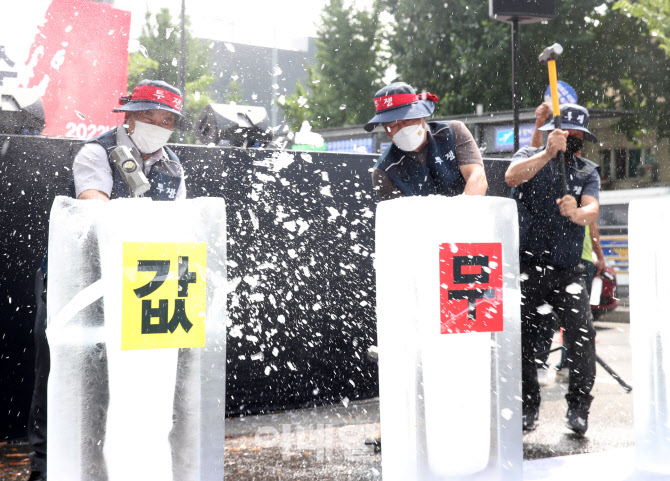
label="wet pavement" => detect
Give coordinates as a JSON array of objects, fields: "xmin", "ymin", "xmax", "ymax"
[
  {"xmin": 0, "ymin": 311, "xmax": 634, "ymax": 480},
  {"xmin": 523, "ymin": 316, "xmax": 634, "ymax": 460}
]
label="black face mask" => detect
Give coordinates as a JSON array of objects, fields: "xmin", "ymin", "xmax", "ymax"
[{"xmin": 566, "ymin": 136, "xmax": 584, "ymax": 156}]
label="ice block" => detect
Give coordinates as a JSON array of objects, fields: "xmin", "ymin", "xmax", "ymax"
[
  {"xmin": 629, "ymin": 197, "xmax": 670, "ymax": 475},
  {"xmin": 375, "ymin": 195, "xmax": 522, "ymax": 481},
  {"xmin": 46, "ymin": 196, "xmax": 227, "ymax": 481}
]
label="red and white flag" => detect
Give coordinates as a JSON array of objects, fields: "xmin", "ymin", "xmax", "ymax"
[{"xmin": 1, "ymin": 0, "xmax": 130, "ymax": 138}]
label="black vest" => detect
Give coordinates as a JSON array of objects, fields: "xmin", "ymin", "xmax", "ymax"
[
  {"xmin": 374, "ymin": 121, "xmax": 465, "ymax": 197},
  {"xmin": 78, "ymin": 128, "xmax": 183, "ymax": 201},
  {"xmin": 512, "ymin": 150, "xmax": 600, "ymax": 267}
]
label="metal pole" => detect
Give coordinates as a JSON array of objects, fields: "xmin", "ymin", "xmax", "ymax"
[
  {"xmin": 512, "ymin": 18, "xmax": 520, "ymax": 153},
  {"xmin": 179, "ymin": 0, "xmax": 187, "ymax": 94}
]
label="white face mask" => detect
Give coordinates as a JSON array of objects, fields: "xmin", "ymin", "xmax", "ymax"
[
  {"xmin": 129, "ymin": 120, "xmax": 173, "ymax": 154},
  {"xmin": 392, "ymin": 123, "xmax": 427, "ymax": 152}
]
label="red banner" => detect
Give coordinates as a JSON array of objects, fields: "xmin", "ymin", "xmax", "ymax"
[
  {"xmin": 439, "ymin": 243, "xmax": 503, "ymax": 334},
  {"xmin": 24, "ymin": 0, "xmax": 130, "ymax": 138}
]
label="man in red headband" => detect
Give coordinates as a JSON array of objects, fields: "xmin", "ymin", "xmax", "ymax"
[
  {"xmin": 364, "ymin": 82, "xmax": 487, "ymax": 199},
  {"xmin": 27, "ymin": 80, "xmax": 191, "ymax": 481},
  {"xmin": 363, "ymin": 82, "xmax": 487, "ymax": 453},
  {"xmin": 73, "ymin": 79, "xmax": 191, "ymax": 201}
]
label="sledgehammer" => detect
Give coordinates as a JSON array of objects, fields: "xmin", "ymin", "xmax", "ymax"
[{"xmin": 539, "ymin": 43, "xmax": 568, "ymax": 196}]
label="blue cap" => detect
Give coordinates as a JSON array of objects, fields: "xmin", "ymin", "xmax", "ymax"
[
  {"xmin": 539, "ymin": 103, "xmax": 598, "ymax": 143},
  {"xmin": 113, "ymin": 79, "xmax": 191, "ymax": 131},
  {"xmin": 363, "ymin": 82, "xmax": 437, "ymax": 132}
]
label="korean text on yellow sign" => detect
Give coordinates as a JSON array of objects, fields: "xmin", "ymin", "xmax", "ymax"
[{"xmin": 122, "ymin": 242, "xmax": 207, "ymax": 350}]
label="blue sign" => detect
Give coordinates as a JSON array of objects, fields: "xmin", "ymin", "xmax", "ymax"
[
  {"xmin": 494, "ymin": 124, "xmax": 536, "ymax": 151},
  {"xmin": 326, "ymin": 137, "xmax": 374, "ymax": 154},
  {"xmin": 544, "ymin": 81, "xmax": 578, "ymax": 105}
]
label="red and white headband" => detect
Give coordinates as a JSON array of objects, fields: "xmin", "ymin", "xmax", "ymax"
[
  {"xmin": 130, "ymin": 85, "xmax": 183, "ymax": 111},
  {"xmin": 373, "ymin": 92, "xmax": 438, "ymax": 112}
]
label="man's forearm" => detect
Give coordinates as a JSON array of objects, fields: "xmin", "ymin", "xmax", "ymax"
[
  {"xmin": 463, "ymin": 167, "xmax": 488, "ymax": 195},
  {"xmin": 78, "ymin": 189, "xmax": 111, "ymax": 201},
  {"xmin": 505, "ymin": 151, "xmax": 551, "ymax": 187},
  {"xmin": 570, "ymin": 204, "xmax": 599, "ymax": 225},
  {"xmin": 590, "ymin": 223, "xmax": 605, "ymax": 261}
]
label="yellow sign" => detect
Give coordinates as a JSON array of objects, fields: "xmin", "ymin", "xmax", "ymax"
[{"xmin": 122, "ymin": 242, "xmax": 207, "ymax": 350}]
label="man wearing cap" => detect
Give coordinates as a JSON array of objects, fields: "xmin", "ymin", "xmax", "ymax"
[
  {"xmin": 505, "ymin": 103, "xmax": 600, "ymax": 436},
  {"xmin": 363, "ymin": 82, "xmax": 486, "ymax": 452},
  {"xmin": 26, "ymin": 79, "xmax": 190, "ymax": 481},
  {"xmin": 365, "ymin": 82, "xmax": 487, "ymax": 200},
  {"xmin": 73, "ymin": 79, "xmax": 190, "ymax": 201}
]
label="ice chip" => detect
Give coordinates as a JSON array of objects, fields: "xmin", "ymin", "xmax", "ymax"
[
  {"xmin": 326, "ymin": 207, "xmax": 340, "ymax": 222},
  {"xmin": 565, "ymin": 282, "xmax": 583, "ymax": 294},
  {"xmin": 250, "ymin": 293, "xmax": 265, "ymax": 302},
  {"xmin": 501, "ymin": 408, "xmax": 513, "ymax": 421},
  {"xmin": 296, "ymin": 220, "xmax": 310, "ymax": 235}
]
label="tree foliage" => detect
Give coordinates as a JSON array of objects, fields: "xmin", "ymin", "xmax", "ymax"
[
  {"xmin": 279, "ymin": 0, "xmax": 387, "ymax": 131},
  {"xmin": 378, "ymin": 0, "xmax": 670, "ymax": 139},
  {"xmin": 127, "ymin": 8, "xmax": 214, "ymax": 141},
  {"xmin": 293, "ymin": 0, "xmax": 670, "ymax": 140},
  {"xmin": 224, "ymin": 72, "xmax": 244, "ymax": 104},
  {"xmin": 614, "ymin": 0, "xmax": 670, "ymax": 57}
]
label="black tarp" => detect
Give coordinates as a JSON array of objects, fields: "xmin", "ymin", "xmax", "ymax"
[{"xmin": 0, "ymin": 133, "xmax": 511, "ymax": 439}]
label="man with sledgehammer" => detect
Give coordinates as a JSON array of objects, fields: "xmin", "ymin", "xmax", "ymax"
[{"xmin": 505, "ymin": 43, "xmax": 600, "ymax": 436}]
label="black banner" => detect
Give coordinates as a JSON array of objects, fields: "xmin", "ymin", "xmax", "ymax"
[{"xmin": 0, "ymin": 134, "xmax": 510, "ymax": 439}]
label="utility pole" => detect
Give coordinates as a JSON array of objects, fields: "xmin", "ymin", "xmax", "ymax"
[{"xmin": 489, "ymin": 0, "xmax": 554, "ymax": 152}]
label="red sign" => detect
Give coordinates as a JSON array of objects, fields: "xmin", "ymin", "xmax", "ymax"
[
  {"xmin": 24, "ymin": 0, "xmax": 130, "ymax": 138},
  {"xmin": 439, "ymin": 243, "xmax": 503, "ymax": 334}
]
